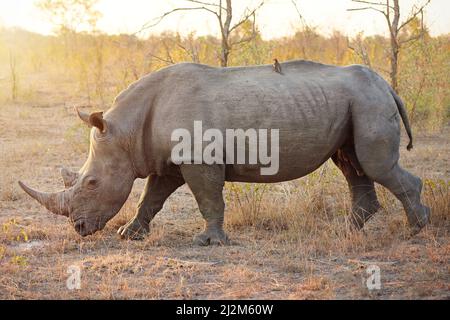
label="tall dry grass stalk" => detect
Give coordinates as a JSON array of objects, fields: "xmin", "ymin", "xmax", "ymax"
[
  {"xmin": 423, "ymin": 178, "xmax": 450, "ymax": 232},
  {"xmin": 9, "ymin": 51, "xmax": 18, "ymax": 101}
]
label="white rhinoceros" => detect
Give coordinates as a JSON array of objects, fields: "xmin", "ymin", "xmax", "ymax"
[{"xmin": 19, "ymin": 60, "xmax": 430, "ymax": 245}]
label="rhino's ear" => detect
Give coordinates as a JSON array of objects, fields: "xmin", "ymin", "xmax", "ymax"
[
  {"xmin": 89, "ymin": 112, "xmax": 107, "ymax": 133},
  {"xmin": 76, "ymin": 108, "xmax": 107, "ymax": 133}
]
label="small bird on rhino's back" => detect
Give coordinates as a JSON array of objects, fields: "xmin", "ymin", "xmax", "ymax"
[{"xmin": 273, "ymin": 58, "xmax": 283, "ymax": 74}]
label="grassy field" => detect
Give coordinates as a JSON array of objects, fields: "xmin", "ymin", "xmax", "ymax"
[{"xmin": 0, "ymin": 72, "xmax": 449, "ymax": 300}]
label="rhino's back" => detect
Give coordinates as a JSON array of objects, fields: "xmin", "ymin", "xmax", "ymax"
[{"xmin": 155, "ymin": 60, "xmax": 351, "ymax": 126}]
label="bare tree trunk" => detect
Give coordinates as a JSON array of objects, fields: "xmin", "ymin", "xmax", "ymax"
[
  {"xmin": 220, "ymin": 0, "xmax": 233, "ymax": 67},
  {"xmin": 389, "ymin": 0, "xmax": 400, "ymax": 92},
  {"xmin": 390, "ymin": 43, "xmax": 399, "ymax": 92},
  {"xmin": 220, "ymin": 40, "xmax": 230, "ymax": 67}
]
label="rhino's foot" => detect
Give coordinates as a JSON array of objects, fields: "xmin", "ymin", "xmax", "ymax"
[
  {"xmin": 408, "ymin": 205, "xmax": 431, "ymax": 236},
  {"xmin": 118, "ymin": 218, "xmax": 149, "ymax": 240},
  {"xmin": 193, "ymin": 229, "xmax": 230, "ymax": 246},
  {"xmin": 350, "ymin": 202, "xmax": 381, "ymax": 230}
]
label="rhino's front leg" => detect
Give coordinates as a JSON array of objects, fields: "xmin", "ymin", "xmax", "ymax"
[
  {"xmin": 118, "ymin": 174, "xmax": 185, "ymax": 240},
  {"xmin": 180, "ymin": 164, "xmax": 230, "ymax": 246}
]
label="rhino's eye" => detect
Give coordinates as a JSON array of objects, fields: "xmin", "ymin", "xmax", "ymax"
[{"xmin": 84, "ymin": 176, "xmax": 98, "ymax": 189}]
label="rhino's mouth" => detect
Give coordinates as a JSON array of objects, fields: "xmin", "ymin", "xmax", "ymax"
[
  {"xmin": 71, "ymin": 204, "xmax": 123, "ymax": 237},
  {"xmin": 72, "ymin": 216, "xmax": 107, "ymax": 237},
  {"xmin": 74, "ymin": 219, "xmax": 95, "ymax": 237}
]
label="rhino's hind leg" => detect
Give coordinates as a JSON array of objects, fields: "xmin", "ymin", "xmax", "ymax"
[
  {"xmin": 118, "ymin": 174, "xmax": 185, "ymax": 240},
  {"xmin": 332, "ymin": 144, "xmax": 381, "ymax": 229},
  {"xmin": 352, "ymin": 104, "xmax": 430, "ymax": 235},
  {"xmin": 180, "ymin": 164, "xmax": 229, "ymax": 246}
]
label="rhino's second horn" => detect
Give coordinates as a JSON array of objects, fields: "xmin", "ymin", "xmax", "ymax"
[{"xmin": 60, "ymin": 167, "xmax": 79, "ymax": 188}]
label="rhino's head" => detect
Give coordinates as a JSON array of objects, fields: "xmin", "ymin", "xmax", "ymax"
[{"xmin": 19, "ymin": 109, "xmax": 136, "ymax": 237}]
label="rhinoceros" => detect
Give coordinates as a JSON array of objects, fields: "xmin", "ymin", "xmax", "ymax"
[{"xmin": 19, "ymin": 60, "xmax": 430, "ymax": 245}]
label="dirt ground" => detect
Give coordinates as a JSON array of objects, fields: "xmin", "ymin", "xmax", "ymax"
[{"xmin": 0, "ymin": 75, "xmax": 449, "ymax": 299}]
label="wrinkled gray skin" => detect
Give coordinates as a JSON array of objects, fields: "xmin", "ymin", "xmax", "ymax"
[{"xmin": 19, "ymin": 60, "xmax": 430, "ymax": 245}]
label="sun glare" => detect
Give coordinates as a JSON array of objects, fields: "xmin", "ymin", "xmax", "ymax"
[{"xmin": 0, "ymin": 0, "xmax": 449, "ymax": 38}]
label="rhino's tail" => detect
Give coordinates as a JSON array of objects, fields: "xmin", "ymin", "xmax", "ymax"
[{"xmin": 390, "ymin": 88, "xmax": 413, "ymax": 151}]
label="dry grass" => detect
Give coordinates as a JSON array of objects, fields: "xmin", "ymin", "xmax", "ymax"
[{"xmin": 0, "ymin": 72, "xmax": 449, "ymax": 300}]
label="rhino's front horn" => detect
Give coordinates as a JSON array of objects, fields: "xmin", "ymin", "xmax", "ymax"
[
  {"xmin": 60, "ymin": 167, "xmax": 79, "ymax": 188},
  {"xmin": 18, "ymin": 181, "xmax": 71, "ymax": 217}
]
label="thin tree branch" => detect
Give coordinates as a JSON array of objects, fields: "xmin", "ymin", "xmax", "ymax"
[
  {"xmin": 347, "ymin": 37, "xmax": 372, "ymax": 67},
  {"xmin": 146, "ymin": 52, "xmax": 174, "ymax": 65},
  {"xmin": 146, "ymin": 39, "xmax": 176, "ymax": 65},
  {"xmin": 186, "ymin": 0, "xmax": 221, "ymax": 8},
  {"xmin": 351, "ymin": 0, "xmax": 394, "ymax": 10},
  {"xmin": 230, "ymin": 13, "xmax": 258, "ymax": 46},
  {"xmin": 291, "ymin": 0, "xmax": 311, "ymax": 30},
  {"xmin": 135, "ymin": 6, "xmax": 219, "ymax": 35},
  {"xmin": 398, "ymin": 0, "xmax": 430, "ymax": 31},
  {"xmin": 347, "ymin": 7, "xmax": 387, "ymax": 17},
  {"xmin": 399, "ymin": 32, "xmax": 423, "ymax": 45},
  {"xmin": 231, "ymin": 10, "xmax": 257, "ymax": 41},
  {"xmin": 229, "ymin": 0, "xmax": 264, "ymax": 33},
  {"xmin": 174, "ymin": 38, "xmax": 200, "ymax": 62}
]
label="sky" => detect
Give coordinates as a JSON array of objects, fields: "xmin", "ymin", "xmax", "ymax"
[{"xmin": 0, "ymin": 0, "xmax": 449, "ymax": 39}]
